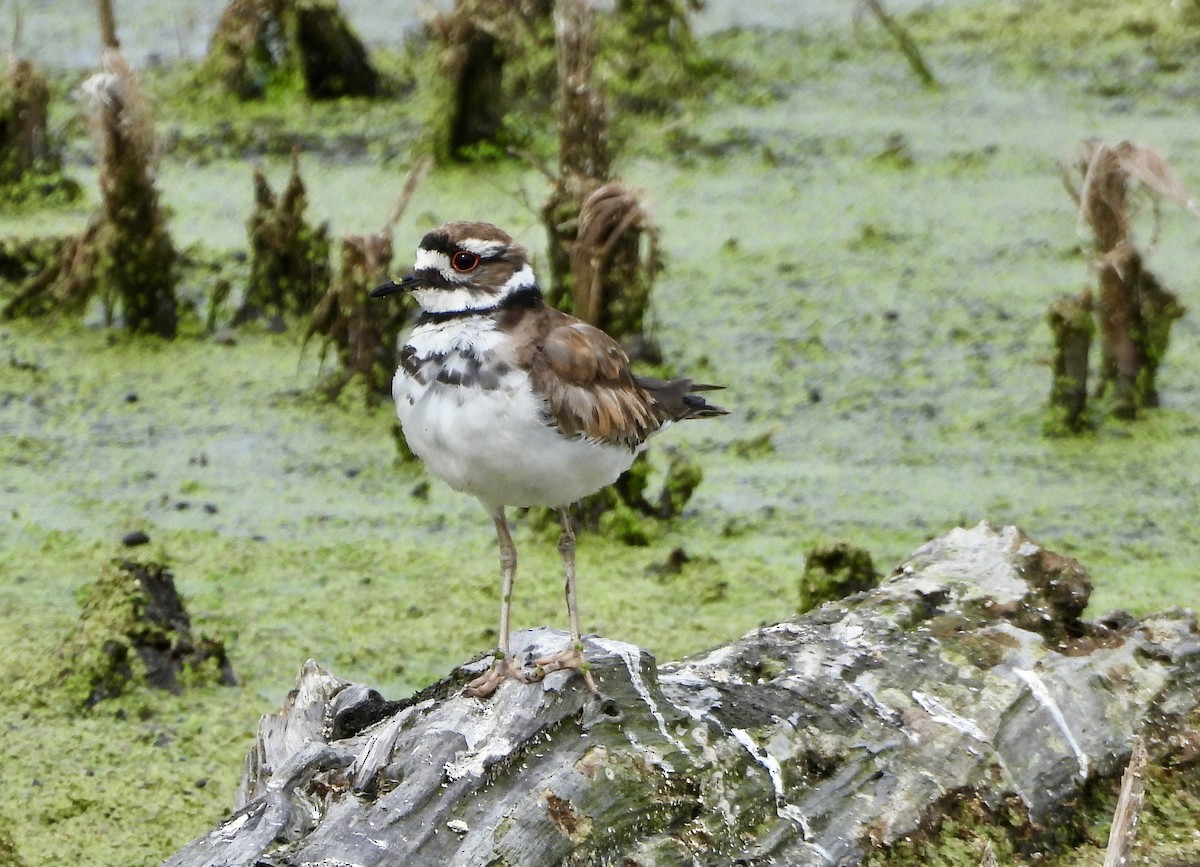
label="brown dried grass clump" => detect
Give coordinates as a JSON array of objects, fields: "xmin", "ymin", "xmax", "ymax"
[
  {"xmin": 570, "ymin": 182, "xmax": 661, "ymax": 346},
  {"xmin": 1049, "ymin": 140, "xmax": 1192, "ymax": 426}
]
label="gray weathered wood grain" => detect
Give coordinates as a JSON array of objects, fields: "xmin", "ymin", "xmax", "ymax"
[{"xmin": 164, "ymin": 522, "xmax": 1200, "ymax": 867}]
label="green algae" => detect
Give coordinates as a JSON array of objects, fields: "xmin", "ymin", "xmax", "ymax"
[
  {"xmin": 865, "ymin": 759, "xmax": 1200, "ymax": 867},
  {"xmin": 3, "ymin": 1, "xmax": 1200, "ymax": 864}
]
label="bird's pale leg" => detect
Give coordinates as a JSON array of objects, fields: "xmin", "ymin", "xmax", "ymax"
[
  {"xmin": 534, "ymin": 507, "xmax": 599, "ymax": 695},
  {"xmin": 464, "ymin": 507, "xmax": 530, "ymax": 698}
]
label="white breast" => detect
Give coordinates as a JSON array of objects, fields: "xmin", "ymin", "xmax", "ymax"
[{"xmin": 393, "ymin": 320, "xmax": 637, "ymax": 510}]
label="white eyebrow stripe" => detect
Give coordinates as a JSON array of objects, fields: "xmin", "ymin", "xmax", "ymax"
[
  {"xmin": 413, "ymin": 248, "xmax": 451, "ymax": 272},
  {"xmin": 457, "ymin": 239, "xmax": 506, "ymax": 257}
]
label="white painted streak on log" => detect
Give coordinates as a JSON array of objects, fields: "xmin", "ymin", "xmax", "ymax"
[
  {"xmin": 912, "ymin": 691, "xmax": 990, "ymax": 743},
  {"xmin": 441, "ymin": 700, "xmax": 533, "ymax": 781},
  {"xmin": 1012, "ymin": 667, "xmax": 1089, "ymax": 779},
  {"xmin": 594, "ymin": 636, "xmax": 691, "ymax": 757},
  {"xmin": 731, "ymin": 727, "xmax": 813, "ymax": 839}
]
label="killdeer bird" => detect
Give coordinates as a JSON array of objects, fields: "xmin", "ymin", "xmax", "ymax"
[{"xmin": 371, "ymin": 221, "xmax": 727, "ymax": 698}]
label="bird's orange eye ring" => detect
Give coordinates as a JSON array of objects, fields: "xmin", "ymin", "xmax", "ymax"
[{"xmin": 451, "ymin": 250, "xmax": 481, "ymax": 272}]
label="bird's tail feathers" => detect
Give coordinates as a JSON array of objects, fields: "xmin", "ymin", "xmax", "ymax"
[{"xmin": 635, "ymin": 376, "xmax": 730, "ymax": 422}]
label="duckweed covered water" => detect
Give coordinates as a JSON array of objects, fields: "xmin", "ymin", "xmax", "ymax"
[{"xmin": 3, "ymin": 1, "xmax": 1200, "ymax": 863}]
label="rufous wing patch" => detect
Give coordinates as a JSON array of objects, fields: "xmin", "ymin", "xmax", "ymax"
[{"xmin": 527, "ymin": 313, "xmax": 664, "ymax": 447}]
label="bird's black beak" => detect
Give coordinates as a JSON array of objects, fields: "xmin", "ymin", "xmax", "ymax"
[{"xmin": 370, "ymin": 272, "xmax": 422, "ymax": 298}]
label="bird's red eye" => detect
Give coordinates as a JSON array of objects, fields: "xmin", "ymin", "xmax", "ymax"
[{"xmin": 451, "ymin": 251, "xmax": 480, "ymax": 272}]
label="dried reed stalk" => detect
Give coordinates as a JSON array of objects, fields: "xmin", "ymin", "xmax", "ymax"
[
  {"xmin": 1103, "ymin": 736, "xmax": 1148, "ymax": 867},
  {"xmin": 554, "ymin": 0, "xmax": 609, "ymax": 183},
  {"xmin": 542, "ymin": 0, "xmax": 659, "ymax": 356},
  {"xmin": 856, "ymin": 0, "xmax": 937, "ymax": 89}
]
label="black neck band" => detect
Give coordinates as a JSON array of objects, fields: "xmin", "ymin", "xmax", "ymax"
[{"xmin": 416, "ymin": 285, "xmax": 542, "ymax": 325}]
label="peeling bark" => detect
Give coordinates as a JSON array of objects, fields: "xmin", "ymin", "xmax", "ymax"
[{"xmin": 165, "ymin": 523, "xmax": 1200, "ymax": 866}]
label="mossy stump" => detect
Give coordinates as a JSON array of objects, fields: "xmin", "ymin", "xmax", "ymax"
[
  {"xmin": 238, "ymin": 156, "xmax": 331, "ymax": 323},
  {"xmin": 0, "ymin": 56, "xmax": 79, "ymax": 204},
  {"xmin": 427, "ymin": 0, "xmax": 556, "ymax": 161},
  {"xmin": 608, "ymin": 0, "xmax": 718, "ymax": 113},
  {"xmin": 1045, "ymin": 290, "xmax": 1094, "ymax": 435},
  {"xmin": 307, "ymin": 231, "xmax": 409, "ymax": 400},
  {"xmin": 0, "ymin": 58, "xmax": 48, "ymax": 188},
  {"xmin": 9, "ymin": 51, "xmax": 178, "ymax": 335},
  {"xmin": 799, "ymin": 541, "xmax": 880, "ymax": 613},
  {"xmin": 57, "ymin": 560, "xmax": 235, "ymax": 709},
  {"xmin": 203, "ymin": 0, "xmax": 380, "ymax": 100},
  {"xmin": 1063, "ymin": 140, "xmax": 1192, "ymax": 423}
]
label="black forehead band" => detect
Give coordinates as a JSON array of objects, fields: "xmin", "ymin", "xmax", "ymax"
[{"xmin": 419, "ymin": 231, "xmax": 458, "ymax": 257}]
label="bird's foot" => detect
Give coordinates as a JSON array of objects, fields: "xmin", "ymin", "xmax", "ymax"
[
  {"xmin": 532, "ymin": 642, "xmax": 599, "ymax": 695},
  {"xmin": 463, "ymin": 653, "xmax": 530, "ymax": 699}
]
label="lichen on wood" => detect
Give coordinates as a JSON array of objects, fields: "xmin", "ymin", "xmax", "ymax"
[{"xmin": 162, "ymin": 522, "xmax": 1200, "ymax": 866}]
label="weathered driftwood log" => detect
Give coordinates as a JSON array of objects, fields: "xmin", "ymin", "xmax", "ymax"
[{"xmin": 165, "ymin": 522, "xmax": 1200, "ymax": 866}]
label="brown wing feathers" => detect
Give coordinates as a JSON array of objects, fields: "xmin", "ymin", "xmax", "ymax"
[{"xmin": 522, "ymin": 310, "xmax": 728, "ymax": 448}]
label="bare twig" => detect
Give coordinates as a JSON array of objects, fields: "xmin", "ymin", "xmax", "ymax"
[
  {"xmin": 858, "ymin": 0, "xmax": 937, "ymax": 90},
  {"xmin": 382, "ymin": 154, "xmax": 433, "ymax": 236},
  {"xmin": 96, "ymin": 0, "xmax": 119, "ymax": 49},
  {"xmin": 1103, "ymin": 735, "xmax": 1148, "ymax": 867}
]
